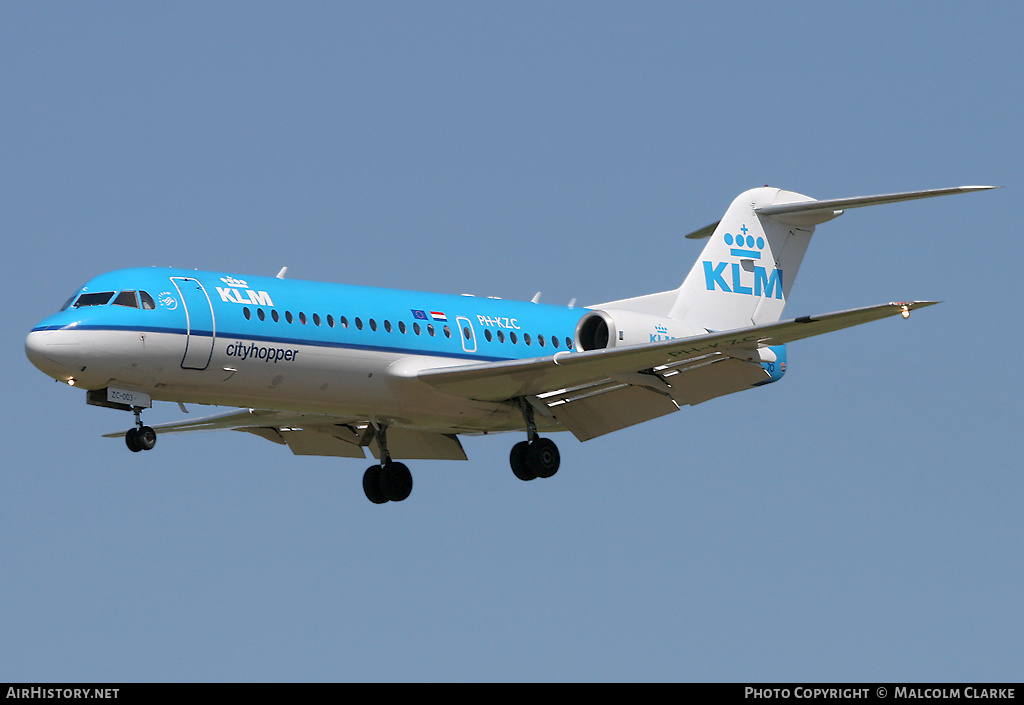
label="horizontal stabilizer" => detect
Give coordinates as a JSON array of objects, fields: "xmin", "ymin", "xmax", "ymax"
[
  {"xmin": 755, "ymin": 185, "xmax": 995, "ymax": 226},
  {"xmin": 685, "ymin": 185, "xmax": 995, "ymax": 237},
  {"xmin": 683, "ymin": 221, "xmax": 721, "ymax": 240}
]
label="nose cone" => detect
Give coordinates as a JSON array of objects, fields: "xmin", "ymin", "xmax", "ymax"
[{"xmin": 26, "ymin": 327, "xmax": 81, "ymax": 381}]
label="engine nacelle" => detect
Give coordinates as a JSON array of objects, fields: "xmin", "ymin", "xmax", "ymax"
[{"xmin": 574, "ymin": 309, "xmax": 703, "ymax": 350}]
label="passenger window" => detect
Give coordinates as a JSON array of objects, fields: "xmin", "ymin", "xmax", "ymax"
[
  {"xmin": 427, "ymin": 324, "xmax": 435, "ymax": 337},
  {"xmin": 272, "ymin": 310, "xmax": 280, "ymax": 322},
  {"xmin": 399, "ymin": 321, "xmax": 407, "ymax": 334},
  {"xmin": 369, "ymin": 319, "xmax": 377, "ymax": 331},
  {"xmin": 413, "ymin": 322, "xmax": 421, "ymax": 335},
  {"xmin": 243, "ymin": 307, "xmax": 252, "ymax": 320},
  {"xmin": 524, "ymin": 333, "xmax": 532, "ymax": 346},
  {"xmin": 113, "ymin": 291, "xmax": 139, "ymax": 308},
  {"xmin": 384, "ymin": 320, "xmax": 392, "ymax": 332},
  {"xmin": 538, "ymin": 334, "xmax": 545, "ymax": 347},
  {"xmin": 510, "ymin": 332, "xmax": 518, "ymax": 344},
  {"xmin": 327, "ymin": 314, "xmax": 334, "ymax": 327},
  {"xmin": 551, "ymin": 335, "xmax": 559, "ymax": 349},
  {"xmin": 355, "ymin": 317, "xmax": 363, "ymax": 330},
  {"xmin": 443, "ymin": 325, "xmax": 451, "ymax": 338},
  {"xmin": 566, "ymin": 337, "xmax": 573, "ymax": 350},
  {"xmin": 497, "ymin": 330, "xmax": 505, "ymax": 343},
  {"xmin": 74, "ymin": 292, "xmax": 114, "ymax": 307},
  {"xmin": 313, "ymin": 313, "xmax": 321, "ymax": 326},
  {"xmin": 484, "ymin": 330, "xmax": 493, "ymax": 342},
  {"xmin": 257, "ymin": 308, "xmax": 266, "ymax": 321},
  {"xmin": 286, "ymin": 311, "xmax": 294, "ymax": 323},
  {"xmin": 341, "ymin": 316, "xmax": 349, "ymax": 328}
]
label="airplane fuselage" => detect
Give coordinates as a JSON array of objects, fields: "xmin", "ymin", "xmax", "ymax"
[{"xmin": 27, "ymin": 267, "xmax": 593, "ymax": 434}]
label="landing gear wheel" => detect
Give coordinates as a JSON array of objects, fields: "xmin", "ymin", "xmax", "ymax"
[
  {"xmin": 510, "ymin": 441, "xmax": 536, "ymax": 481},
  {"xmin": 363, "ymin": 465, "xmax": 389, "ymax": 504},
  {"xmin": 125, "ymin": 427, "xmax": 142, "ymax": 453},
  {"xmin": 136, "ymin": 426, "xmax": 157, "ymax": 451},
  {"xmin": 380, "ymin": 462, "xmax": 413, "ymax": 502},
  {"xmin": 527, "ymin": 438, "xmax": 560, "ymax": 478}
]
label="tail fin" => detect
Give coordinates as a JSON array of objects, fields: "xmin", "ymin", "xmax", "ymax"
[
  {"xmin": 670, "ymin": 187, "xmax": 816, "ymax": 330},
  {"xmin": 593, "ymin": 185, "xmax": 994, "ymax": 330}
]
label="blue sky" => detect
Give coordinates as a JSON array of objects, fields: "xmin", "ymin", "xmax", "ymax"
[{"xmin": 2, "ymin": 2, "xmax": 1021, "ymax": 681}]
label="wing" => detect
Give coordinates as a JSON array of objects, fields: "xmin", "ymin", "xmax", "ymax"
[
  {"xmin": 414, "ymin": 301, "xmax": 936, "ymax": 440},
  {"xmin": 103, "ymin": 408, "xmax": 467, "ymax": 460}
]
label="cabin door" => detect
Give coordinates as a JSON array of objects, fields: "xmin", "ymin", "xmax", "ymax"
[{"xmin": 170, "ymin": 277, "xmax": 216, "ymax": 370}]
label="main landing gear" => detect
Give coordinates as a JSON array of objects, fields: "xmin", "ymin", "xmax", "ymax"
[
  {"xmin": 125, "ymin": 405, "xmax": 157, "ymax": 453},
  {"xmin": 509, "ymin": 399, "xmax": 560, "ymax": 482},
  {"xmin": 362, "ymin": 424, "xmax": 413, "ymax": 504}
]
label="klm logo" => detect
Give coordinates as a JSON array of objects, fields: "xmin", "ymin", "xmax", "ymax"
[
  {"xmin": 216, "ymin": 286, "xmax": 275, "ymax": 307},
  {"xmin": 703, "ymin": 225, "xmax": 783, "ymax": 298},
  {"xmin": 651, "ymin": 324, "xmax": 675, "ymax": 342}
]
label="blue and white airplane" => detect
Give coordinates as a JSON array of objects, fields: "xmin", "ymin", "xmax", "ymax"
[{"xmin": 26, "ymin": 185, "xmax": 991, "ymax": 503}]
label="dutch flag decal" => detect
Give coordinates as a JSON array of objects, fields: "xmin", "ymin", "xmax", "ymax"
[{"xmin": 431, "ymin": 311, "xmax": 447, "ymax": 322}]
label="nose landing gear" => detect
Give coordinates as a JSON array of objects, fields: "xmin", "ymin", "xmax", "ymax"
[{"xmin": 125, "ymin": 405, "xmax": 157, "ymax": 453}]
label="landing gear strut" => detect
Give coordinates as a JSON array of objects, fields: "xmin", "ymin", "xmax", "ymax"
[
  {"xmin": 125, "ymin": 405, "xmax": 156, "ymax": 453},
  {"xmin": 362, "ymin": 424, "xmax": 413, "ymax": 504},
  {"xmin": 509, "ymin": 399, "xmax": 560, "ymax": 481}
]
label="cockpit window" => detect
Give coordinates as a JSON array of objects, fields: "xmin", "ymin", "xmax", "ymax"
[
  {"xmin": 113, "ymin": 291, "xmax": 139, "ymax": 308},
  {"xmin": 139, "ymin": 291, "xmax": 156, "ymax": 310},
  {"xmin": 60, "ymin": 296, "xmax": 76, "ymax": 311},
  {"xmin": 74, "ymin": 292, "xmax": 115, "ymax": 307}
]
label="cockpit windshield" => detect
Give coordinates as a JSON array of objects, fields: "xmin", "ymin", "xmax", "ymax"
[
  {"xmin": 74, "ymin": 292, "xmax": 115, "ymax": 307},
  {"xmin": 113, "ymin": 291, "xmax": 139, "ymax": 308},
  {"xmin": 65, "ymin": 290, "xmax": 157, "ymax": 310}
]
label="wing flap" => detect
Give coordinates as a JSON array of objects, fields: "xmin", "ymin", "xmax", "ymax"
[
  {"xmin": 662, "ymin": 355, "xmax": 770, "ymax": 406},
  {"xmin": 368, "ymin": 428, "xmax": 468, "ymax": 461},
  {"xmin": 278, "ymin": 429, "xmax": 367, "ymax": 458},
  {"xmin": 541, "ymin": 384, "xmax": 680, "ymax": 441}
]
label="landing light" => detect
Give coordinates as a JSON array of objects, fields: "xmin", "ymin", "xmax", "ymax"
[
  {"xmin": 901, "ymin": 305, "xmax": 911, "ymax": 319},
  {"xmin": 67, "ymin": 377, "xmax": 76, "ymax": 386}
]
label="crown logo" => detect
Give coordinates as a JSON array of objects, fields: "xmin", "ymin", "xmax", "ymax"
[
  {"xmin": 221, "ymin": 276, "xmax": 249, "ymax": 288},
  {"xmin": 723, "ymin": 224, "xmax": 765, "ymax": 259}
]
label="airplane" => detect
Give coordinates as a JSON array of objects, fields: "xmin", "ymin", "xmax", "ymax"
[{"xmin": 25, "ymin": 185, "xmax": 993, "ymax": 504}]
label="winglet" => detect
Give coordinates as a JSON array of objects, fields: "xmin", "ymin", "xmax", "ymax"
[{"xmin": 276, "ymin": 267, "xmax": 288, "ymax": 279}]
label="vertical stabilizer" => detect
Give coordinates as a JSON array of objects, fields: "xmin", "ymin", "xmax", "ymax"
[{"xmin": 669, "ymin": 188, "xmax": 817, "ymax": 330}]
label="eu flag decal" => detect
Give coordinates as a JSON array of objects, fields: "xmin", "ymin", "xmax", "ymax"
[{"xmin": 411, "ymin": 309, "xmax": 429, "ymax": 320}]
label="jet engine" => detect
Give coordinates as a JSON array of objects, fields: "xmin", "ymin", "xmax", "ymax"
[{"xmin": 574, "ymin": 309, "xmax": 702, "ymax": 350}]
